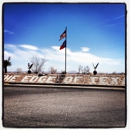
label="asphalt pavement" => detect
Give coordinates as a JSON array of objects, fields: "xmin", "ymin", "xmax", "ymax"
[{"xmin": 3, "ymin": 85, "xmax": 126, "ymax": 128}]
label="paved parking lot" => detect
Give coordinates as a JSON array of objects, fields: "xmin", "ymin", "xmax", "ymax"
[{"xmin": 3, "ymin": 86, "xmax": 126, "ymax": 128}]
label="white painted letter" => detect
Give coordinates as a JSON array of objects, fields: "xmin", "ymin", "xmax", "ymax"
[
  {"xmin": 73, "ymin": 76, "xmax": 83, "ymax": 84},
  {"xmin": 9, "ymin": 75, "xmax": 20, "ymax": 82},
  {"xmin": 90, "ymin": 77, "xmax": 99, "ymax": 85},
  {"xmin": 37, "ymin": 76, "xmax": 47, "ymax": 83},
  {"xmin": 99, "ymin": 77, "xmax": 109, "ymax": 85},
  {"xmin": 45, "ymin": 76, "xmax": 56, "ymax": 83},
  {"xmin": 63, "ymin": 76, "xmax": 73, "ymax": 84},
  {"xmin": 29, "ymin": 76, "xmax": 39, "ymax": 83},
  {"xmin": 21, "ymin": 76, "xmax": 32, "ymax": 82},
  {"xmin": 4, "ymin": 75, "xmax": 13, "ymax": 82},
  {"xmin": 111, "ymin": 77, "xmax": 119, "ymax": 86}
]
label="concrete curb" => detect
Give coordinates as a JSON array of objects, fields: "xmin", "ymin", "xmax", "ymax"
[{"xmin": 4, "ymin": 83, "xmax": 125, "ymax": 91}]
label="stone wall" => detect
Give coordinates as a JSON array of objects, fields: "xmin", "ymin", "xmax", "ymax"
[{"xmin": 4, "ymin": 73, "xmax": 125, "ymax": 86}]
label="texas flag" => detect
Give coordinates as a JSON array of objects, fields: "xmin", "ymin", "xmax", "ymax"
[
  {"xmin": 59, "ymin": 30, "xmax": 66, "ymax": 41},
  {"xmin": 59, "ymin": 40, "xmax": 66, "ymax": 50}
]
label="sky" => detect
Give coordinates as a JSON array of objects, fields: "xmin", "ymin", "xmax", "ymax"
[{"xmin": 3, "ymin": 3, "xmax": 126, "ymax": 73}]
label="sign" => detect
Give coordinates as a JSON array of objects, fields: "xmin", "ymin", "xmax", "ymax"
[{"xmin": 4, "ymin": 74, "xmax": 125, "ymax": 86}]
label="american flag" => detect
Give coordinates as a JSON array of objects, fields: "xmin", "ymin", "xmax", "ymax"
[{"xmin": 59, "ymin": 30, "xmax": 66, "ymax": 41}]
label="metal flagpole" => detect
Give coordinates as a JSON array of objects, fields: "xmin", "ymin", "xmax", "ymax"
[{"xmin": 65, "ymin": 27, "xmax": 67, "ymax": 73}]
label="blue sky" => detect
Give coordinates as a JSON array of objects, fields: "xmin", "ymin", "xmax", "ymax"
[{"xmin": 4, "ymin": 3, "xmax": 126, "ymax": 73}]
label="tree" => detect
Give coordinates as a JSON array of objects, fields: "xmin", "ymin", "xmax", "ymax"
[
  {"xmin": 78, "ymin": 65, "xmax": 83, "ymax": 74},
  {"xmin": 112, "ymin": 71, "xmax": 116, "ymax": 75},
  {"xmin": 4, "ymin": 57, "xmax": 12, "ymax": 73},
  {"xmin": 78, "ymin": 65, "xmax": 90, "ymax": 74},
  {"xmin": 16, "ymin": 68, "xmax": 22, "ymax": 73},
  {"xmin": 83, "ymin": 66, "xmax": 90, "ymax": 74},
  {"xmin": 30, "ymin": 55, "xmax": 47, "ymax": 74},
  {"xmin": 49, "ymin": 67, "xmax": 57, "ymax": 74}
]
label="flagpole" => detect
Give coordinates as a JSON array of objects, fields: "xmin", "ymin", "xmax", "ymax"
[{"xmin": 65, "ymin": 27, "xmax": 67, "ymax": 74}]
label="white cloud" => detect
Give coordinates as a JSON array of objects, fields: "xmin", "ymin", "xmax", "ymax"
[
  {"xmin": 52, "ymin": 46, "xmax": 60, "ymax": 51},
  {"xmin": 97, "ymin": 14, "xmax": 125, "ymax": 28},
  {"xmin": 81, "ymin": 47, "xmax": 90, "ymax": 52},
  {"xmin": 4, "ymin": 44, "xmax": 17, "ymax": 49},
  {"xmin": 4, "ymin": 44, "xmax": 124, "ymax": 73},
  {"xmin": 4, "ymin": 51, "xmax": 17, "ymax": 60},
  {"xmin": 19, "ymin": 44, "xmax": 39, "ymax": 50},
  {"xmin": 105, "ymin": 15, "xmax": 125, "ymax": 22},
  {"xmin": 4, "ymin": 30, "xmax": 14, "ymax": 34}
]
